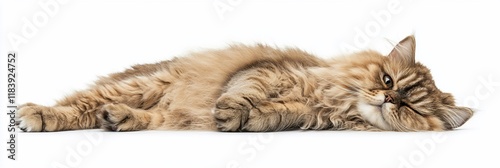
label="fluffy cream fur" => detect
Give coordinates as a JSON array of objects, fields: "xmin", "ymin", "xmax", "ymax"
[{"xmin": 17, "ymin": 36, "xmax": 473, "ymax": 132}]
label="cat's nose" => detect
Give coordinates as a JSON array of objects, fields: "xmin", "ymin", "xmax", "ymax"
[{"xmin": 384, "ymin": 91, "xmax": 400, "ymax": 104}]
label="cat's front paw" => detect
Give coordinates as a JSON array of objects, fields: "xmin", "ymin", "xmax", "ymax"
[
  {"xmin": 17, "ymin": 103, "xmax": 46, "ymax": 132},
  {"xmin": 213, "ymin": 95, "xmax": 252, "ymax": 132},
  {"xmin": 98, "ymin": 103, "xmax": 145, "ymax": 131}
]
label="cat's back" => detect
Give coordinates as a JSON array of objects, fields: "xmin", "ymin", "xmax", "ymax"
[
  {"xmin": 99, "ymin": 44, "xmax": 326, "ymax": 86},
  {"xmin": 166, "ymin": 44, "xmax": 327, "ymax": 81}
]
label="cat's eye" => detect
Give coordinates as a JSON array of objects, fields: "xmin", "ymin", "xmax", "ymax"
[{"xmin": 383, "ymin": 75, "xmax": 393, "ymax": 88}]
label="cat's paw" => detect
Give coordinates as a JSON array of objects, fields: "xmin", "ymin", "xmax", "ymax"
[
  {"xmin": 240, "ymin": 102, "xmax": 279, "ymax": 132},
  {"xmin": 17, "ymin": 103, "xmax": 46, "ymax": 132},
  {"xmin": 213, "ymin": 95, "xmax": 252, "ymax": 132},
  {"xmin": 98, "ymin": 103, "xmax": 142, "ymax": 131}
]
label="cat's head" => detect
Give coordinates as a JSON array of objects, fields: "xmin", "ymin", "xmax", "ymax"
[{"xmin": 349, "ymin": 36, "xmax": 473, "ymax": 131}]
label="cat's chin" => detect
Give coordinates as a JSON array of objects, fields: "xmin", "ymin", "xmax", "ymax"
[{"xmin": 357, "ymin": 101, "xmax": 393, "ymax": 131}]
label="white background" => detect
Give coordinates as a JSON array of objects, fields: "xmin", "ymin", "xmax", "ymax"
[{"xmin": 1, "ymin": 0, "xmax": 500, "ymax": 168}]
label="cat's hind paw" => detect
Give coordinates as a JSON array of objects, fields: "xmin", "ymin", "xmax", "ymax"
[{"xmin": 98, "ymin": 103, "xmax": 146, "ymax": 131}]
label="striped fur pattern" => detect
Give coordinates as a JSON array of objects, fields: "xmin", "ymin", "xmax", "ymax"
[{"xmin": 17, "ymin": 36, "xmax": 473, "ymax": 132}]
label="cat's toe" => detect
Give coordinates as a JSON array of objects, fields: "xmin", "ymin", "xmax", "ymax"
[
  {"xmin": 17, "ymin": 106, "xmax": 44, "ymax": 132},
  {"xmin": 213, "ymin": 108, "xmax": 245, "ymax": 131},
  {"xmin": 214, "ymin": 95, "xmax": 251, "ymax": 132},
  {"xmin": 99, "ymin": 104, "xmax": 134, "ymax": 131}
]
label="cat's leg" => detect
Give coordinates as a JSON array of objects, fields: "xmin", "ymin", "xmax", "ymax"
[
  {"xmin": 98, "ymin": 103, "xmax": 215, "ymax": 131},
  {"xmin": 99, "ymin": 103, "xmax": 218, "ymax": 131},
  {"xmin": 241, "ymin": 100, "xmax": 310, "ymax": 131},
  {"xmin": 17, "ymin": 103, "xmax": 92, "ymax": 132},
  {"xmin": 214, "ymin": 67, "xmax": 311, "ymax": 132},
  {"xmin": 216, "ymin": 94, "xmax": 311, "ymax": 132},
  {"xmin": 17, "ymin": 75, "xmax": 168, "ymax": 132},
  {"xmin": 17, "ymin": 88, "xmax": 110, "ymax": 132}
]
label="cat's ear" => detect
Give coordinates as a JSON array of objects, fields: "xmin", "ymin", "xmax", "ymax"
[
  {"xmin": 439, "ymin": 105, "xmax": 474, "ymax": 129},
  {"xmin": 388, "ymin": 35, "xmax": 416, "ymax": 66}
]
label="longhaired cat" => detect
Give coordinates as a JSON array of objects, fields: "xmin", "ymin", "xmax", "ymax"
[{"xmin": 17, "ymin": 35, "xmax": 473, "ymax": 132}]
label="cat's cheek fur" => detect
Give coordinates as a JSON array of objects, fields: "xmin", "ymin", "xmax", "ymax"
[
  {"xmin": 356, "ymin": 90, "xmax": 393, "ymax": 130},
  {"xmin": 381, "ymin": 106, "xmax": 445, "ymax": 131},
  {"xmin": 357, "ymin": 102, "xmax": 392, "ymax": 131}
]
